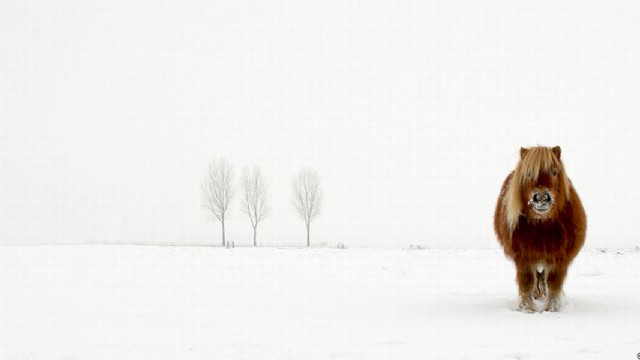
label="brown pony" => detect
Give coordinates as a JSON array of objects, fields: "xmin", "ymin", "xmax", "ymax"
[{"xmin": 494, "ymin": 146, "xmax": 586, "ymax": 312}]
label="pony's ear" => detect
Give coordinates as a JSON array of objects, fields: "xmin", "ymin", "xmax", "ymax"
[
  {"xmin": 520, "ymin": 147, "xmax": 529, "ymax": 159},
  {"xmin": 552, "ymin": 146, "xmax": 561, "ymax": 159}
]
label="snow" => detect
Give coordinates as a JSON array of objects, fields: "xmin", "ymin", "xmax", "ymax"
[{"xmin": 1, "ymin": 245, "xmax": 639, "ymax": 359}]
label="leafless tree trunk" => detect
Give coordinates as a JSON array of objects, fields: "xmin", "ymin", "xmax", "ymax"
[
  {"xmin": 241, "ymin": 167, "xmax": 269, "ymax": 246},
  {"xmin": 201, "ymin": 158, "xmax": 235, "ymax": 246},
  {"xmin": 292, "ymin": 169, "xmax": 323, "ymax": 247}
]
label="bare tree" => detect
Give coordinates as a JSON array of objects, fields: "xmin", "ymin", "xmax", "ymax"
[
  {"xmin": 201, "ymin": 158, "xmax": 234, "ymax": 246},
  {"xmin": 241, "ymin": 166, "xmax": 269, "ymax": 246},
  {"xmin": 292, "ymin": 168, "xmax": 323, "ymax": 247}
]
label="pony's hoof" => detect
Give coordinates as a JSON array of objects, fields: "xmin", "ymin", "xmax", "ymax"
[
  {"xmin": 518, "ymin": 299, "xmax": 536, "ymax": 313},
  {"xmin": 547, "ymin": 297, "xmax": 562, "ymax": 312}
]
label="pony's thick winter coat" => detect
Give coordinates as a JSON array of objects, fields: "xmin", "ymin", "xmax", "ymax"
[{"xmin": 494, "ymin": 146, "xmax": 586, "ymax": 312}]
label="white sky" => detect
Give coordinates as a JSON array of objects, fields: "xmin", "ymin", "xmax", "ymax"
[{"xmin": 1, "ymin": 0, "xmax": 639, "ymax": 248}]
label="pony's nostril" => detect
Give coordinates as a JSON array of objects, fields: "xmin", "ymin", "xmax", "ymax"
[{"xmin": 533, "ymin": 193, "xmax": 540, "ymax": 202}]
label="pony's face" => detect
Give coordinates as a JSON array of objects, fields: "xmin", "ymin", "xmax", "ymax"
[
  {"xmin": 504, "ymin": 146, "xmax": 571, "ymax": 230},
  {"xmin": 522, "ymin": 169, "xmax": 564, "ymax": 221}
]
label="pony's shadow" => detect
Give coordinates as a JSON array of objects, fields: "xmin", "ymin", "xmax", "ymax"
[{"xmin": 403, "ymin": 294, "xmax": 621, "ymax": 318}]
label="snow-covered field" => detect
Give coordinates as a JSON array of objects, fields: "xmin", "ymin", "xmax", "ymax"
[{"xmin": 1, "ymin": 245, "xmax": 639, "ymax": 359}]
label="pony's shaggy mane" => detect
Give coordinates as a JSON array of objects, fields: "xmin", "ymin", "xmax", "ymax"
[{"xmin": 504, "ymin": 146, "xmax": 571, "ymax": 232}]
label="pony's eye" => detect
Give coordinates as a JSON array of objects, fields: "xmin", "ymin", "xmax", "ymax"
[{"xmin": 552, "ymin": 169, "xmax": 558, "ymax": 176}]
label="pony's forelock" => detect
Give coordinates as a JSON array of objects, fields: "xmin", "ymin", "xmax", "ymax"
[{"xmin": 504, "ymin": 147, "xmax": 571, "ymax": 232}]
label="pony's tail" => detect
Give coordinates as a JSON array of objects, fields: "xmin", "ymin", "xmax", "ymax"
[{"xmin": 532, "ymin": 268, "xmax": 547, "ymax": 301}]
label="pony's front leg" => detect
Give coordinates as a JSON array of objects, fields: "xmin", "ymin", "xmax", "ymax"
[
  {"xmin": 516, "ymin": 264, "xmax": 535, "ymax": 313},
  {"xmin": 546, "ymin": 265, "xmax": 568, "ymax": 312}
]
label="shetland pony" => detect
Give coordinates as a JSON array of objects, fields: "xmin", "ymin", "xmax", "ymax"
[{"xmin": 494, "ymin": 146, "xmax": 586, "ymax": 312}]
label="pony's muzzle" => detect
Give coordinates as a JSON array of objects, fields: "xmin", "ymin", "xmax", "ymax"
[{"xmin": 530, "ymin": 191, "xmax": 553, "ymax": 213}]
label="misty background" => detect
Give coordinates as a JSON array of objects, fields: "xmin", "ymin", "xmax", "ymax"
[{"xmin": 1, "ymin": 0, "xmax": 639, "ymax": 248}]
